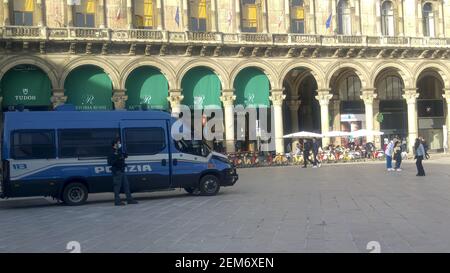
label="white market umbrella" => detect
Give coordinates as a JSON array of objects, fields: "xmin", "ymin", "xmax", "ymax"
[
  {"xmin": 283, "ymin": 131, "xmax": 323, "ymax": 139},
  {"xmin": 322, "ymin": 131, "xmax": 352, "ymax": 137},
  {"xmin": 350, "ymin": 129, "xmax": 385, "ymax": 138}
]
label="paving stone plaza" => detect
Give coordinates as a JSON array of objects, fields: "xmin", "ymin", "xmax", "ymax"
[{"xmin": 2, "ymin": 156, "xmax": 450, "ymax": 253}]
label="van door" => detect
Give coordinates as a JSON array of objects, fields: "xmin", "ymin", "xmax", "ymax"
[
  {"xmin": 170, "ymin": 139, "xmax": 210, "ymax": 188},
  {"xmin": 120, "ymin": 120, "xmax": 170, "ymax": 191}
]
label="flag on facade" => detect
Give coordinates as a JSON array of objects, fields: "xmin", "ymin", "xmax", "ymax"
[
  {"xmin": 278, "ymin": 12, "xmax": 284, "ymax": 29},
  {"xmin": 227, "ymin": 10, "xmax": 232, "ymax": 26},
  {"xmin": 175, "ymin": 7, "xmax": 180, "ymax": 27},
  {"xmin": 116, "ymin": 0, "xmax": 122, "ymax": 20},
  {"xmin": 325, "ymin": 13, "xmax": 332, "ymax": 30}
]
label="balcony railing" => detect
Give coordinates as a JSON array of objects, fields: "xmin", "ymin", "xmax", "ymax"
[
  {"xmin": 2, "ymin": 25, "xmax": 450, "ymax": 49},
  {"xmin": 3, "ymin": 26, "xmax": 42, "ymax": 39}
]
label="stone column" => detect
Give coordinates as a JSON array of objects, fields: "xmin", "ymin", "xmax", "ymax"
[
  {"xmin": 112, "ymin": 89, "xmax": 128, "ymax": 110},
  {"xmin": 210, "ymin": 0, "xmax": 217, "ymax": 32},
  {"xmin": 235, "ymin": 0, "xmax": 240, "ymax": 32},
  {"xmin": 36, "ymin": 0, "xmax": 44, "ymax": 26},
  {"xmin": 182, "ymin": 0, "xmax": 188, "ymax": 31},
  {"xmin": 50, "ymin": 89, "xmax": 68, "ymax": 109},
  {"xmin": 287, "ymin": 99, "xmax": 301, "ymax": 133},
  {"xmin": 403, "ymin": 88, "xmax": 419, "ymax": 153},
  {"xmin": 443, "ymin": 89, "xmax": 450, "ymax": 149},
  {"xmin": 354, "ymin": 0, "xmax": 361, "ymax": 35},
  {"xmin": 67, "ymin": 0, "xmax": 75, "ymax": 27},
  {"xmin": 156, "ymin": 0, "xmax": 163, "ymax": 30},
  {"xmin": 375, "ymin": 0, "xmax": 381, "ymax": 36},
  {"xmin": 220, "ymin": 90, "xmax": 236, "ymax": 152},
  {"xmin": 98, "ymin": 0, "xmax": 106, "ymax": 28},
  {"xmin": 167, "ymin": 89, "xmax": 184, "ymax": 117},
  {"xmin": 373, "ymin": 98, "xmax": 381, "ymax": 148},
  {"xmin": 315, "ymin": 89, "xmax": 333, "ymax": 146},
  {"xmin": 270, "ymin": 89, "xmax": 286, "ymax": 154},
  {"xmin": 3, "ymin": 0, "xmax": 10, "ymax": 26},
  {"xmin": 262, "ymin": 0, "xmax": 268, "ymax": 33},
  {"xmin": 287, "ymin": 99, "xmax": 301, "ymax": 151},
  {"xmin": 284, "ymin": 0, "xmax": 290, "ymax": 33},
  {"xmin": 331, "ymin": 99, "xmax": 341, "ymax": 146},
  {"xmin": 361, "ymin": 88, "xmax": 377, "ymax": 143},
  {"xmin": 127, "ymin": 0, "xmax": 133, "ymax": 29}
]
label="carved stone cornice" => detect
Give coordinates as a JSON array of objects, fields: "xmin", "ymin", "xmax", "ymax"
[
  {"xmin": 220, "ymin": 90, "xmax": 236, "ymax": 107},
  {"xmin": 360, "ymin": 89, "xmax": 377, "ymax": 105},
  {"xmin": 269, "ymin": 89, "xmax": 286, "ymax": 106},
  {"xmin": 315, "ymin": 89, "xmax": 333, "ymax": 106},
  {"xmin": 167, "ymin": 89, "xmax": 184, "ymax": 106},
  {"xmin": 402, "ymin": 88, "xmax": 419, "ymax": 104}
]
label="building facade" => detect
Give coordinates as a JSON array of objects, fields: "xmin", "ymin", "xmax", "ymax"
[{"xmin": 1, "ymin": 0, "xmax": 450, "ymax": 153}]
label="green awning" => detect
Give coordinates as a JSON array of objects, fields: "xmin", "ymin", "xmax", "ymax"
[
  {"xmin": 0, "ymin": 65, "xmax": 52, "ymax": 108},
  {"xmin": 125, "ymin": 66, "xmax": 169, "ymax": 110},
  {"xmin": 181, "ymin": 67, "xmax": 222, "ymax": 110},
  {"xmin": 234, "ymin": 67, "xmax": 270, "ymax": 108},
  {"xmin": 64, "ymin": 65, "xmax": 113, "ymax": 111}
]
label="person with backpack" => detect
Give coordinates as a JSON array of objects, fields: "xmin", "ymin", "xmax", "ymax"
[{"xmin": 108, "ymin": 138, "xmax": 138, "ymax": 206}]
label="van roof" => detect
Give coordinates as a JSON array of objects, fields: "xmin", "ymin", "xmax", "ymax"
[{"xmin": 3, "ymin": 110, "xmax": 174, "ymax": 131}]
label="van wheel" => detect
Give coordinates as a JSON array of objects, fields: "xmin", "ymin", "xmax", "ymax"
[
  {"xmin": 62, "ymin": 183, "xmax": 88, "ymax": 206},
  {"xmin": 199, "ymin": 175, "xmax": 220, "ymax": 196}
]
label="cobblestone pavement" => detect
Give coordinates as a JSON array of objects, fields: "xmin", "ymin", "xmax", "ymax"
[{"xmin": 1, "ymin": 156, "xmax": 450, "ymax": 253}]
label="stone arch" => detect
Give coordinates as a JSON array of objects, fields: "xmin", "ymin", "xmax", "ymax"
[
  {"xmin": 176, "ymin": 59, "xmax": 230, "ymax": 90},
  {"xmin": 0, "ymin": 55, "xmax": 59, "ymax": 89},
  {"xmin": 371, "ymin": 61, "xmax": 413, "ymax": 89},
  {"xmin": 413, "ymin": 62, "xmax": 450, "ymax": 89},
  {"xmin": 278, "ymin": 60, "xmax": 326, "ymax": 90},
  {"xmin": 59, "ymin": 57, "xmax": 120, "ymax": 89},
  {"xmin": 325, "ymin": 62, "xmax": 370, "ymax": 89},
  {"xmin": 230, "ymin": 60, "xmax": 278, "ymax": 90},
  {"xmin": 120, "ymin": 58, "xmax": 177, "ymax": 90}
]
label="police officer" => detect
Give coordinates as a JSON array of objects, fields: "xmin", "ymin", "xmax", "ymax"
[{"xmin": 108, "ymin": 138, "xmax": 138, "ymax": 206}]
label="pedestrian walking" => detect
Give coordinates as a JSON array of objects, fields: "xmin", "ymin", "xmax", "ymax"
[
  {"xmin": 414, "ymin": 138, "xmax": 426, "ymax": 176},
  {"xmin": 108, "ymin": 138, "xmax": 138, "ymax": 206},
  {"xmin": 312, "ymin": 138, "xmax": 321, "ymax": 168},
  {"xmin": 385, "ymin": 138, "xmax": 395, "ymax": 171},
  {"xmin": 420, "ymin": 137, "xmax": 430, "ymax": 159},
  {"xmin": 302, "ymin": 140, "xmax": 314, "ymax": 168},
  {"xmin": 393, "ymin": 141, "xmax": 402, "ymax": 171}
]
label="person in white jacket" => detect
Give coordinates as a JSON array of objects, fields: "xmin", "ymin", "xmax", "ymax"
[{"xmin": 385, "ymin": 138, "xmax": 396, "ymax": 171}]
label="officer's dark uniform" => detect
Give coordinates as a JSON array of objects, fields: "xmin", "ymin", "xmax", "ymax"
[
  {"xmin": 303, "ymin": 141, "xmax": 314, "ymax": 168},
  {"xmin": 107, "ymin": 148, "xmax": 136, "ymax": 205}
]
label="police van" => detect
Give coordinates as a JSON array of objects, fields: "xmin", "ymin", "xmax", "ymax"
[{"xmin": 0, "ymin": 110, "xmax": 238, "ymax": 205}]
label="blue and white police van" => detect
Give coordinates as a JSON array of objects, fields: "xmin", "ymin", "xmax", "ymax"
[{"xmin": 0, "ymin": 110, "xmax": 238, "ymax": 205}]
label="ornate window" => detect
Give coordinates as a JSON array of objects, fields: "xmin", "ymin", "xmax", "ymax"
[
  {"xmin": 241, "ymin": 0, "xmax": 261, "ymax": 33},
  {"xmin": 378, "ymin": 76, "xmax": 403, "ymax": 100},
  {"xmin": 339, "ymin": 76, "xmax": 361, "ymax": 101},
  {"xmin": 337, "ymin": 0, "xmax": 351, "ymax": 35},
  {"xmin": 422, "ymin": 2, "xmax": 435, "ymax": 37},
  {"xmin": 135, "ymin": 0, "xmax": 156, "ymax": 29},
  {"xmin": 290, "ymin": 0, "xmax": 305, "ymax": 33},
  {"xmin": 381, "ymin": 1, "xmax": 395, "ymax": 36},
  {"xmin": 13, "ymin": 0, "xmax": 34, "ymax": 26},
  {"xmin": 75, "ymin": 0, "xmax": 96, "ymax": 27},
  {"xmin": 189, "ymin": 0, "xmax": 209, "ymax": 32}
]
